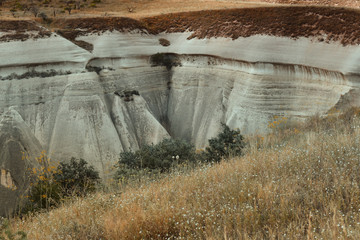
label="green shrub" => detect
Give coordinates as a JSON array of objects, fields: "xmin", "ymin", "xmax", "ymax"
[
  {"xmin": 54, "ymin": 158, "xmax": 100, "ymax": 197},
  {"xmin": 116, "ymin": 139, "xmax": 197, "ymax": 179},
  {"xmin": 203, "ymin": 123, "xmax": 245, "ymax": 162},
  {"xmin": 21, "ymin": 154, "xmax": 99, "ymax": 214},
  {"xmin": 115, "ymin": 125, "xmax": 246, "ymax": 180}
]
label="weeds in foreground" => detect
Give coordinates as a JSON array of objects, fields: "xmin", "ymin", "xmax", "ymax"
[
  {"xmin": 9, "ymin": 108, "xmax": 360, "ymax": 239},
  {"xmin": 20, "ymin": 151, "xmax": 61, "ymax": 213},
  {"xmin": 0, "ymin": 218, "xmax": 26, "ymax": 240}
]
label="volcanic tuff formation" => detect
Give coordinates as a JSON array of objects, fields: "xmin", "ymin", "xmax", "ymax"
[{"xmin": 1, "ymin": 6, "xmax": 360, "ymax": 215}]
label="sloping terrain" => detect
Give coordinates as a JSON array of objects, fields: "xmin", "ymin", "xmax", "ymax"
[
  {"xmin": 9, "ymin": 110, "xmax": 360, "ymax": 239},
  {"xmin": 1, "ymin": 6, "xmax": 360, "ymax": 216}
]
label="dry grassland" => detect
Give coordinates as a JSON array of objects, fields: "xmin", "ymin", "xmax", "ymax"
[{"xmin": 6, "ymin": 108, "xmax": 360, "ymax": 239}]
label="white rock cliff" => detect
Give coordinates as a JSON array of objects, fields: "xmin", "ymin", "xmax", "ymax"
[
  {"xmin": 0, "ymin": 13, "xmax": 360, "ymax": 182},
  {"xmin": 1, "ymin": 9, "xmax": 360, "ymax": 215},
  {"xmin": 1, "ymin": 29, "xmax": 360, "ymax": 177}
]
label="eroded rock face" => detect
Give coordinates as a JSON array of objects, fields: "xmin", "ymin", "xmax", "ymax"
[
  {"xmin": 1, "ymin": 8, "xmax": 360, "ymax": 215},
  {"xmin": 0, "ymin": 109, "xmax": 41, "ymax": 217},
  {"xmin": 1, "ymin": 20, "xmax": 360, "ymax": 172}
]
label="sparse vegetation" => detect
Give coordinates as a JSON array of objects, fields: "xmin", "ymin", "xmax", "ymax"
[{"xmin": 0, "ymin": 70, "xmax": 71, "ymax": 81}]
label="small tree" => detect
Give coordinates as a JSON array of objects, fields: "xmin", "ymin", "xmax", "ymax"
[
  {"xmin": 39, "ymin": 12, "xmax": 51, "ymax": 23},
  {"xmin": 54, "ymin": 158, "xmax": 100, "ymax": 197},
  {"xmin": 30, "ymin": 6, "xmax": 39, "ymax": 17},
  {"xmin": 20, "ymin": 155, "xmax": 99, "ymax": 214},
  {"xmin": 203, "ymin": 123, "xmax": 245, "ymax": 162},
  {"xmin": 64, "ymin": 6, "xmax": 72, "ymax": 14},
  {"xmin": 74, "ymin": 1, "xmax": 81, "ymax": 10}
]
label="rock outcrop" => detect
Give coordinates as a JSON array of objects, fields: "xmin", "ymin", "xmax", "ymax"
[
  {"xmin": 0, "ymin": 108, "xmax": 41, "ymax": 216},
  {"xmin": 1, "ymin": 7, "xmax": 360, "ymax": 215}
]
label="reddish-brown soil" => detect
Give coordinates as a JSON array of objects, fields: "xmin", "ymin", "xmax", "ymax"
[
  {"xmin": 54, "ymin": 17, "xmax": 148, "ymax": 36},
  {"xmin": 0, "ymin": 20, "xmax": 51, "ymax": 42},
  {"xmin": 53, "ymin": 17, "xmax": 148, "ymax": 50},
  {"xmin": 263, "ymin": 0, "xmax": 360, "ymax": 8},
  {"xmin": 52, "ymin": 6, "xmax": 360, "ymax": 46}
]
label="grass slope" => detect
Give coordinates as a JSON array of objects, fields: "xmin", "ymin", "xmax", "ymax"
[{"xmin": 6, "ymin": 108, "xmax": 360, "ymax": 239}]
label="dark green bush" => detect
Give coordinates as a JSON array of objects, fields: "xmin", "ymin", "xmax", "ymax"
[
  {"xmin": 54, "ymin": 158, "xmax": 100, "ymax": 197},
  {"xmin": 203, "ymin": 123, "xmax": 245, "ymax": 162},
  {"xmin": 116, "ymin": 139, "xmax": 197, "ymax": 179},
  {"xmin": 21, "ymin": 156, "xmax": 100, "ymax": 214},
  {"xmin": 115, "ymin": 124, "xmax": 245, "ymax": 181}
]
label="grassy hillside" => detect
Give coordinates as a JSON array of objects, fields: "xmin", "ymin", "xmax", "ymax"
[{"xmin": 2, "ymin": 108, "xmax": 360, "ymax": 239}]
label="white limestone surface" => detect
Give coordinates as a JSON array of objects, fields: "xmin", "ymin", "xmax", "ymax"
[
  {"xmin": 0, "ymin": 29, "xmax": 359, "ymax": 175},
  {"xmin": 78, "ymin": 31, "xmax": 360, "ymax": 75},
  {"xmin": 0, "ymin": 33, "xmax": 91, "ymax": 78}
]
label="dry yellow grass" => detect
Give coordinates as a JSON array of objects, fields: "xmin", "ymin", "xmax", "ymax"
[{"xmin": 6, "ymin": 108, "xmax": 360, "ymax": 239}]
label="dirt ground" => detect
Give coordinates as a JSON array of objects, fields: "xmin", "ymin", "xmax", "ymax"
[
  {"xmin": 1, "ymin": 0, "xmax": 360, "ymax": 45},
  {"xmin": 0, "ymin": 0, "xmax": 359, "ymax": 20},
  {"xmin": 262, "ymin": 0, "xmax": 360, "ymax": 8},
  {"xmin": 50, "ymin": 6, "xmax": 360, "ymax": 47}
]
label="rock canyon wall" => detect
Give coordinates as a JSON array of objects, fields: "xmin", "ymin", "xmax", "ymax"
[{"xmin": 1, "ymin": 6, "xmax": 360, "ymax": 215}]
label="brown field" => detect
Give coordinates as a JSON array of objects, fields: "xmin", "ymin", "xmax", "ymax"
[
  {"xmin": 49, "ymin": 6, "xmax": 360, "ymax": 47},
  {"xmin": 0, "ymin": 0, "xmax": 272, "ymax": 20},
  {"xmin": 0, "ymin": 0, "xmax": 359, "ymax": 21}
]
